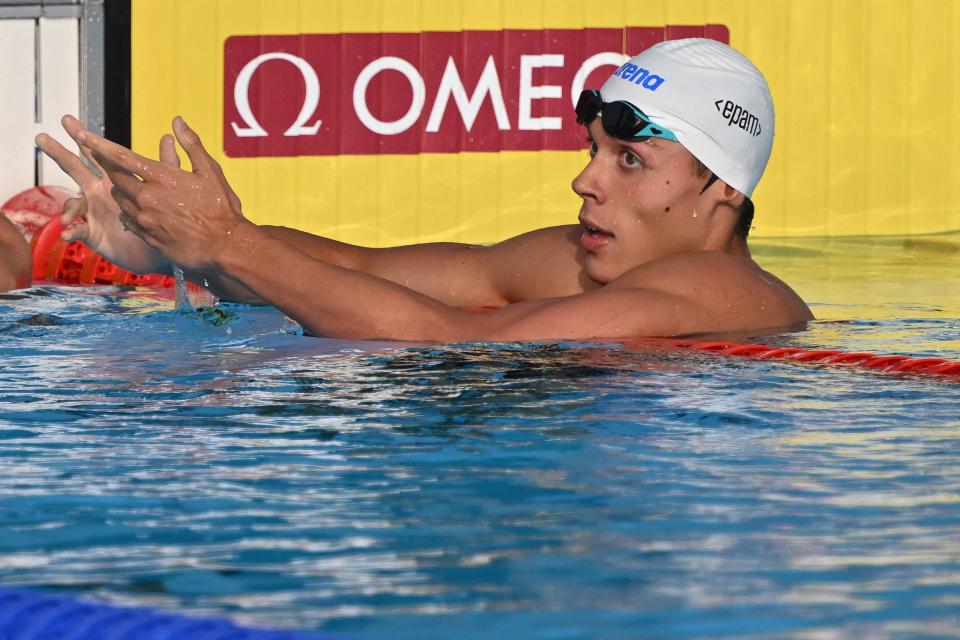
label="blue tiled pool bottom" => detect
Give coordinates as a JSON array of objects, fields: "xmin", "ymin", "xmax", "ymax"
[{"xmin": 0, "ymin": 586, "xmax": 335, "ymax": 639}]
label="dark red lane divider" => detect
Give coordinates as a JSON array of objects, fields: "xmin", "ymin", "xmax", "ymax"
[{"xmin": 664, "ymin": 340, "xmax": 960, "ymax": 378}]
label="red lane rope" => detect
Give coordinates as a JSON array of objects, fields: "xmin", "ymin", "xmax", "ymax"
[
  {"xmin": 671, "ymin": 340, "xmax": 960, "ymax": 379},
  {"xmin": 10, "ymin": 187, "xmax": 959, "ymax": 379},
  {"xmin": 465, "ymin": 301, "xmax": 958, "ymax": 379},
  {"xmin": 2, "ymin": 186, "xmax": 193, "ymax": 289}
]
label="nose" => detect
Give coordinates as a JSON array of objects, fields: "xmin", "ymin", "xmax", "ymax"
[{"xmin": 571, "ymin": 155, "xmax": 604, "ymax": 205}]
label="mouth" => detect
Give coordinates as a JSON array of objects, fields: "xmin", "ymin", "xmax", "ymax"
[
  {"xmin": 579, "ymin": 215, "xmax": 612, "ymax": 236},
  {"xmin": 579, "ymin": 216, "xmax": 614, "ymax": 252}
]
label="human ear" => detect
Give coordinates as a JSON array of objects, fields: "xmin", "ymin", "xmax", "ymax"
[{"xmin": 720, "ymin": 183, "xmax": 746, "ymax": 208}]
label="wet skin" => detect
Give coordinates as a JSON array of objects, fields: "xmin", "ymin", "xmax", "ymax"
[
  {"xmin": 0, "ymin": 216, "xmax": 31, "ymax": 291},
  {"xmin": 573, "ymin": 121, "xmax": 750, "ymax": 284},
  {"xmin": 36, "ymin": 115, "xmax": 812, "ymax": 341}
]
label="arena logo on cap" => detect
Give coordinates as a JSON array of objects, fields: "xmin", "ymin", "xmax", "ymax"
[
  {"xmin": 611, "ymin": 62, "xmax": 665, "ymax": 91},
  {"xmin": 223, "ymin": 25, "xmax": 729, "ymax": 157}
]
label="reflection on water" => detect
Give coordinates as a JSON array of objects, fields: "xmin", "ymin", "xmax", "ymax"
[{"xmin": 0, "ymin": 239, "xmax": 958, "ymax": 639}]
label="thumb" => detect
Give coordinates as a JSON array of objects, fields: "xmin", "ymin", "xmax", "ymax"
[
  {"xmin": 60, "ymin": 197, "xmax": 84, "ymax": 226},
  {"xmin": 60, "ymin": 220, "xmax": 89, "ymax": 243}
]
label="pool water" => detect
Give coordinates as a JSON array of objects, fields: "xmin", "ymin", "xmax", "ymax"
[{"xmin": 0, "ymin": 237, "xmax": 958, "ymax": 639}]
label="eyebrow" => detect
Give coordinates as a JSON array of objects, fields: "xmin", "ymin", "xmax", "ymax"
[
  {"xmin": 627, "ymin": 137, "xmax": 662, "ymax": 150},
  {"xmin": 618, "ymin": 138, "xmax": 660, "ymax": 159},
  {"xmin": 588, "ymin": 121, "xmax": 664, "ymax": 155}
]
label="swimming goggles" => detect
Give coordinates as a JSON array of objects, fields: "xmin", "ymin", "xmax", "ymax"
[
  {"xmin": 575, "ymin": 89, "xmax": 678, "ymax": 142},
  {"xmin": 575, "ymin": 89, "xmax": 721, "ymax": 195}
]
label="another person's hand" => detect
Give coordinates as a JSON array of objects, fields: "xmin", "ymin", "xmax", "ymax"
[
  {"xmin": 35, "ymin": 116, "xmax": 172, "ymax": 275},
  {"xmin": 75, "ymin": 117, "xmax": 251, "ymax": 275}
]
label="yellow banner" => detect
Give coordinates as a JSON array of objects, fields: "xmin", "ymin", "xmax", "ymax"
[{"xmin": 131, "ymin": 0, "xmax": 960, "ymax": 242}]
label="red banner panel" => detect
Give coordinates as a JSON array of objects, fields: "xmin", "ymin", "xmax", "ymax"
[{"xmin": 223, "ymin": 25, "xmax": 729, "ymax": 157}]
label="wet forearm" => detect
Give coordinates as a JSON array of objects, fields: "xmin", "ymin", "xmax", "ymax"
[
  {"xmin": 176, "ymin": 266, "xmax": 259, "ymax": 304},
  {"xmin": 213, "ymin": 223, "xmax": 480, "ymax": 340},
  {"xmin": 187, "ymin": 226, "xmax": 366, "ymax": 304},
  {"xmin": 260, "ymin": 225, "xmax": 367, "ymax": 270}
]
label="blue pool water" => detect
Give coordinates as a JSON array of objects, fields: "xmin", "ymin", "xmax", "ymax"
[{"xmin": 0, "ymin": 238, "xmax": 958, "ymax": 639}]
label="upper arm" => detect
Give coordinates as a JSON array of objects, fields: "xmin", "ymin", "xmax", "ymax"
[
  {"xmin": 364, "ymin": 226, "xmax": 587, "ymax": 308},
  {"xmin": 477, "ymin": 285, "xmax": 702, "ymax": 342},
  {"xmin": 263, "ymin": 224, "xmax": 586, "ymax": 309},
  {"xmin": 262, "ymin": 225, "xmax": 498, "ymax": 306}
]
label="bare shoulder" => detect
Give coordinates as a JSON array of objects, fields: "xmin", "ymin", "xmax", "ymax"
[
  {"xmin": 611, "ymin": 250, "xmax": 813, "ymax": 333},
  {"xmin": 484, "ymin": 225, "xmax": 592, "ymax": 301},
  {"xmin": 489, "ymin": 224, "xmax": 581, "ymax": 252},
  {"xmin": 0, "ymin": 216, "xmax": 31, "ymax": 291}
]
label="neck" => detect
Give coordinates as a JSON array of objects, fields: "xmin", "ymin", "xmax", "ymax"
[
  {"xmin": 729, "ymin": 235, "xmax": 750, "ymax": 258},
  {"xmin": 702, "ymin": 226, "xmax": 749, "ymax": 257}
]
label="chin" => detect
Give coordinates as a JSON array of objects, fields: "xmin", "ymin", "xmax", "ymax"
[{"xmin": 583, "ymin": 256, "xmax": 619, "ymax": 285}]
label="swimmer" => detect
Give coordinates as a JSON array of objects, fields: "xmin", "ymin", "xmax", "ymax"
[
  {"xmin": 0, "ymin": 215, "xmax": 32, "ymax": 292},
  {"xmin": 38, "ymin": 38, "xmax": 812, "ymax": 341}
]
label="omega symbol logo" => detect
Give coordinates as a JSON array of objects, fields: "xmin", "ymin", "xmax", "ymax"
[{"xmin": 231, "ymin": 52, "xmax": 323, "ymax": 138}]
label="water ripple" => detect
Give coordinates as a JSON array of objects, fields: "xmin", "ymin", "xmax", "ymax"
[{"xmin": 0, "ymin": 284, "xmax": 957, "ymax": 638}]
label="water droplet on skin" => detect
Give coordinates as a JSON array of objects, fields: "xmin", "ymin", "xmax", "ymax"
[{"xmin": 692, "ymin": 210, "xmax": 698, "ymax": 218}]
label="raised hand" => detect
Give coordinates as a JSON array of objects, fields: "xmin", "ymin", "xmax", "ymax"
[
  {"xmin": 76, "ymin": 117, "xmax": 251, "ymax": 275},
  {"xmin": 35, "ymin": 115, "xmax": 171, "ymax": 275}
]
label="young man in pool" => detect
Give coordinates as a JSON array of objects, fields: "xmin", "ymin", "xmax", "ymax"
[
  {"xmin": 37, "ymin": 38, "xmax": 812, "ymax": 341},
  {"xmin": 0, "ymin": 215, "xmax": 32, "ymax": 291}
]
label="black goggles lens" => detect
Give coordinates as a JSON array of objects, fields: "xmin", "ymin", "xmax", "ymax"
[
  {"xmin": 575, "ymin": 89, "xmax": 604, "ymax": 126},
  {"xmin": 574, "ymin": 89, "xmax": 676, "ymax": 141}
]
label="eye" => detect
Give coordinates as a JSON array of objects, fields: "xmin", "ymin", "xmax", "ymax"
[
  {"xmin": 587, "ymin": 140, "xmax": 598, "ymax": 157},
  {"xmin": 621, "ymin": 150, "xmax": 643, "ymax": 167}
]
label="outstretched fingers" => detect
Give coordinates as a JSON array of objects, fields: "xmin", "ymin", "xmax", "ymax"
[
  {"xmin": 172, "ymin": 116, "xmax": 242, "ymax": 210},
  {"xmin": 35, "ymin": 133, "xmax": 96, "ymax": 190},
  {"xmin": 92, "ymin": 150, "xmax": 159, "ymax": 235},
  {"xmin": 78, "ymin": 127, "xmax": 173, "ymax": 185},
  {"xmin": 60, "ymin": 114, "xmax": 86, "ymax": 141},
  {"xmin": 109, "ymin": 185, "xmax": 147, "ymax": 237},
  {"xmin": 94, "ymin": 151, "xmax": 144, "ymax": 203},
  {"xmin": 59, "ymin": 116, "xmax": 107, "ymax": 178}
]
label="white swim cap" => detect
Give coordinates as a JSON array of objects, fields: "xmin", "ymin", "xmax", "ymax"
[{"xmin": 599, "ymin": 38, "xmax": 774, "ymax": 197}]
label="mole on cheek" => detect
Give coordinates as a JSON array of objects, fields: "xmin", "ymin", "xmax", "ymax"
[
  {"xmin": 664, "ymin": 206, "xmax": 671, "ymax": 212},
  {"xmin": 665, "ymin": 180, "xmax": 670, "ymax": 185}
]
